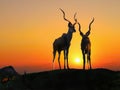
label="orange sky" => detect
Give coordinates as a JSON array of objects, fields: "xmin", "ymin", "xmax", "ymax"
[{"xmin": 0, "ymin": 0, "xmax": 120, "ymax": 73}]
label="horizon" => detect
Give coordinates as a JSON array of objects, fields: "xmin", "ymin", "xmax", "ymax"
[
  {"xmin": 0, "ymin": 65, "xmax": 119, "ymax": 75},
  {"xmin": 0, "ymin": 0, "xmax": 120, "ymax": 74}
]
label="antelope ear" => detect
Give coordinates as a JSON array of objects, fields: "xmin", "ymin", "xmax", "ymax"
[
  {"xmin": 68, "ymin": 22, "xmax": 72, "ymax": 27},
  {"xmin": 80, "ymin": 32, "xmax": 84, "ymax": 37},
  {"xmin": 85, "ymin": 31, "xmax": 90, "ymax": 36}
]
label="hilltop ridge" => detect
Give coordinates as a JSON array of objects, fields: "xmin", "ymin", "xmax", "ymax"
[
  {"xmin": 21, "ymin": 68, "xmax": 120, "ymax": 90},
  {"xmin": 0, "ymin": 66, "xmax": 120, "ymax": 90}
]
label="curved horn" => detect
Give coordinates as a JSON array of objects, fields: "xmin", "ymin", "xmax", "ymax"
[
  {"xmin": 88, "ymin": 17, "xmax": 94, "ymax": 31},
  {"xmin": 59, "ymin": 8, "xmax": 71, "ymax": 23},
  {"xmin": 73, "ymin": 13, "xmax": 77, "ymax": 26},
  {"xmin": 78, "ymin": 22, "xmax": 81, "ymax": 32},
  {"xmin": 74, "ymin": 17, "xmax": 81, "ymax": 32},
  {"xmin": 78, "ymin": 22, "xmax": 84, "ymax": 36}
]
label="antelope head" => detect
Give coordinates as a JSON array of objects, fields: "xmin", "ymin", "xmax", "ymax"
[
  {"xmin": 60, "ymin": 8, "xmax": 77, "ymax": 33},
  {"xmin": 78, "ymin": 18, "xmax": 94, "ymax": 37}
]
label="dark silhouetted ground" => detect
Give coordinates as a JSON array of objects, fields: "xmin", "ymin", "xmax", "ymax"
[{"xmin": 0, "ymin": 66, "xmax": 120, "ymax": 90}]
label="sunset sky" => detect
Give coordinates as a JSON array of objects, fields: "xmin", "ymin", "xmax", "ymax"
[{"xmin": 0, "ymin": 0, "xmax": 120, "ymax": 73}]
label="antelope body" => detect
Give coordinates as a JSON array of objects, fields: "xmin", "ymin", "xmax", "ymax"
[
  {"xmin": 78, "ymin": 18, "xmax": 94, "ymax": 70},
  {"xmin": 52, "ymin": 9, "xmax": 77, "ymax": 69}
]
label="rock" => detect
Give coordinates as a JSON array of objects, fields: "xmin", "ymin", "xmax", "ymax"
[{"xmin": 0, "ymin": 66, "xmax": 18, "ymax": 76}]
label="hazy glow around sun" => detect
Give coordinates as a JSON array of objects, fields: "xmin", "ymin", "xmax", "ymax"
[{"xmin": 75, "ymin": 58, "xmax": 81, "ymax": 64}]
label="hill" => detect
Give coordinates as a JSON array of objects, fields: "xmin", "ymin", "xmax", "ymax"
[{"xmin": 0, "ymin": 67, "xmax": 120, "ymax": 90}]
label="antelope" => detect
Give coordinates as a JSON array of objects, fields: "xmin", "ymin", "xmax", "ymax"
[
  {"xmin": 52, "ymin": 8, "xmax": 77, "ymax": 70},
  {"xmin": 78, "ymin": 18, "xmax": 94, "ymax": 70}
]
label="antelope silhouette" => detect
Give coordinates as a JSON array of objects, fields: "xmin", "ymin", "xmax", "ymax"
[
  {"xmin": 78, "ymin": 18, "xmax": 94, "ymax": 70},
  {"xmin": 52, "ymin": 9, "xmax": 77, "ymax": 69}
]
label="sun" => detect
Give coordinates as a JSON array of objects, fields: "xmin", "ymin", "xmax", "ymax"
[{"xmin": 74, "ymin": 57, "xmax": 81, "ymax": 64}]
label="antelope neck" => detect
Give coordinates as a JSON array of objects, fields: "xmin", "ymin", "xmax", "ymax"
[{"xmin": 66, "ymin": 29, "xmax": 73, "ymax": 43}]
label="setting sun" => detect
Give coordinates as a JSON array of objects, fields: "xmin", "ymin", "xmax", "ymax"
[{"xmin": 75, "ymin": 58, "xmax": 81, "ymax": 64}]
